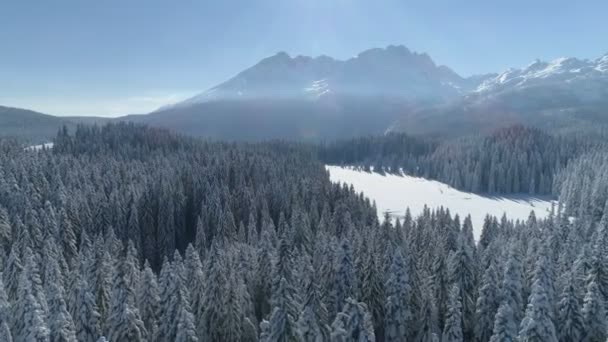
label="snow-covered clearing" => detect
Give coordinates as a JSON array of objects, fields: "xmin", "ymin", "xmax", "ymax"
[
  {"xmin": 25, "ymin": 142, "xmax": 54, "ymax": 151},
  {"xmin": 326, "ymin": 165, "xmax": 556, "ymax": 239}
]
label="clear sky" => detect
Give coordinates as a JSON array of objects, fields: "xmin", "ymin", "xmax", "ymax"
[{"xmin": 1, "ymin": 0, "xmax": 607, "ymax": 117}]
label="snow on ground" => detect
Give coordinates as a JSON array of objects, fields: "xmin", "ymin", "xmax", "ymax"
[
  {"xmin": 25, "ymin": 142, "xmax": 54, "ymax": 151},
  {"xmin": 326, "ymin": 165, "xmax": 556, "ymax": 240}
]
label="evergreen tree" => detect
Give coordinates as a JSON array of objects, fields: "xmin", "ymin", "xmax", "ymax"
[
  {"xmin": 415, "ymin": 289, "xmax": 440, "ymax": 342},
  {"xmin": 489, "ymin": 302, "xmax": 518, "ymax": 342},
  {"xmin": 3, "ymin": 245, "xmax": 22, "ymax": 305},
  {"xmin": 581, "ymin": 280, "xmax": 607, "ymax": 342},
  {"xmin": 447, "ymin": 233, "xmax": 476, "ymax": 340},
  {"xmin": 266, "ymin": 237, "xmax": 300, "ymax": 342},
  {"xmin": 0, "ymin": 276, "xmax": 13, "ymax": 342},
  {"xmin": 360, "ymin": 246, "xmax": 384, "ymax": 341},
  {"xmin": 556, "ymin": 276, "xmax": 584, "ymax": 342},
  {"xmin": 157, "ymin": 258, "xmax": 192, "ymax": 342},
  {"xmin": 137, "ymin": 261, "xmax": 160, "ymax": 340},
  {"xmin": 474, "ymin": 262, "xmax": 500, "ymax": 342},
  {"xmin": 297, "ymin": 257, "xmax": 331, "ymax": 342},
  {"xmin": 47, "ymin": 279, "xmax": 77, "ymax": 342},
  {"xmin": 330, "ymin": 298, "xmax": 376, "ymax": 342},
  {"xmin": 199, "ymin": 246, "xmax": 228, "ymax": 341},
  {"xmin": 383, "ymin": 250, "xmax": 411, "ymax": 342},
  {"xmin": 331, "ymin": 239, "xmax": 356, "ymax": 320},
  {"xmin": 14, "ymin": 261, "xmax": 51, "ymax": 342},
  {"xmin": 442, "ymin": 284, "xmax": 464, "ymax": 342},
  {"xmin": 71, "ymin": 277, "xmax": 100, "ymax": 342},
  {"xmin": 518, "ymin": 280, "xmax": 558, "ymax": 342},
  {"xmin": 501, "ymin": 244, "xmax": 525, "ymax": 322},
  {"xmin": 0, "ymin": 206, "xmax": 11, "ymax": 254},
  {"xmin": 174, "ymin": 306, "xmax": 198, "ymax": 342},
  {"xmin": 105, "ymin": 250, "xmax": 147, "ymax": 341}
]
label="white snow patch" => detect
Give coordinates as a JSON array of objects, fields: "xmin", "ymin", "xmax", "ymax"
[
  {"xmin": 25, "ymin": 142, "xmax": 54, "ymax": 151},
  {"xmin": 305, "ymin": 79, "xmax": 331, "ymax": 98},
  {"xmin": 326, "ymin": 165, "xmax": 556, "ymax": 240}
]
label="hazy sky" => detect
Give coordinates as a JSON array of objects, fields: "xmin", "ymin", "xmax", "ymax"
[{"xmin": 1, "ymin": 0, "xmax": 607, "ymax": 117}]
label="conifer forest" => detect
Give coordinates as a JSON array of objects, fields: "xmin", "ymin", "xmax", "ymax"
[{"xmin": 1, "ymin": 122, "xmax": 608, "ymax": 342}]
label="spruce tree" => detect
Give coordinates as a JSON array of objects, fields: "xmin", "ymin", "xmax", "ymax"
[
  {"xmin": 297, "ymin": 257, "xmax": 330, "ymax": 342},
  {"xmin": 137, "ymin": 261, "xmax": 160, "ymax": 339},
  {"xmin": 518, "ymin": 280, "xmax": 558, "ymax": 342},
  {"xmin": 0, "ymin": 276, "xmax": 13, "ymax": 342},
  {"xmin": 330, "ymin": 298, "xmax": 376, "ymax": 342},
  {"xmin": 475, "ymin": 262, "xmax": 500, "ymax": 342},
  {"xmin": 47, "ymin": 278, "xmax": 77, "ymax": 342},
  {"xmin": 266, "ymin": 237, "xmax": 300, "ymax": 342},
  {"xmin": 71, "ymin": 277, "xmax": 100, "ymax": 342},
  {"xmin": 581, "ymin": 280, "xmax": 607, "ymax": 342},
  {"xmin": 14, "ymin": 261, "xmax": 51, "ymax": 342},
  {"xmin": 556, "ymin": 276, "xmax": 584, "ymax": 342},
  {"xmin": 383, "ymin": 250, "xmax": 411, "ymax": 342},
  {"xmin": 442, "ymin": 284, "xmax": 464, "ymax": 342},
  {"xmin": 489, "ymin": 302, "xmax": 518, "ymax": 342}
]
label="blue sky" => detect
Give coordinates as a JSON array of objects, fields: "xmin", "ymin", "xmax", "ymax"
[{"xmin": 1, "ymin": 0, "xmax": 607, "ymax": 117}]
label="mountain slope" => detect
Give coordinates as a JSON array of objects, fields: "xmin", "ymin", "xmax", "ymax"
[
  {"xmin": 167, "ymin": 45, "xmax": 488, "ymax": 109},
  {"xmin": 0, "ymin": 106, "xmax": 75, "ymax": 142},
  {"xmin": 392, "ymin": 53, "xmax": 608, "ymax": 137},
  {"xmin": 139, "ymin": 46, "xmax": 494, "ymax": 141},
  {"xmin": 130, "ymin": 96, "xmax": 408, "ymax": 141}
]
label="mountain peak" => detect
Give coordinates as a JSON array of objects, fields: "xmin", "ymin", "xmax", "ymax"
[
  {"xmin": 259, "ymin": 51, "xmax": 292, "ymax": 65},
  {"xmin": 163, "ymin": 45, "xmax": 486, "ymax": 110}
]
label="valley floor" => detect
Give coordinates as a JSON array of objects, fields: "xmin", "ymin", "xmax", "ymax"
[{"xmin": 326, "ymin": 165, "xmax": 555, "ymax": 239}]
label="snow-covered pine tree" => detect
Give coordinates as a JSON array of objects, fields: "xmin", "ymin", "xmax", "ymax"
[
  {"xmin": 383, "ymin": 249, "xmax": 411, "ymax": 342},
  {"xmin": 475, "ymin": 261, "xmax": 500, "ymax": 342},
  {"xmin": 266, "ymin": 237, "xmax": 300, "ymax": 342},
  {"xmin": 195, "ymin": 215, "xmax": 208, "ymax": 258},
  {"xmin": 174, "ymin": 306, "xmax": 198, "ymax": 342},
  {"xmin": 105, "ymin": 249, "xmax": 147, "ymax": 342},
  {"xmin": 360, "ymin": 244, "xmax": 384, "ymax": 341},
  {"xmin": 518, "ymin": 279, "xmax": 558, "ymax": 342},
  {"xmin": 157, "ymin": 255, "xmax": 194, "ymax": 342},
  {"xmin": 45, "ymin": 257, "xmax": 77, "ymax": 342},
  {"xmin": 556, "ymin": 274, "xmax": 584, "ymax": 342},
  {"xmin": 3, "ymin": 245, "xmax": 22, "ymax": 300},
  {"xmin": 254, "ymin": 228, "xmax": 275, "ymax": 322},
  {"xmin": 137, "ymin": 260, "xmax": 160, "ymax": 340},
  {"xmin": 501, "ymin": 243, "xmax": 525, "ymax": 322},
  {"xmin": 71, "ymin": 277, "xmax": 100, "ymax": 342},
  {"xmin": 330, "ymin": 298, "xmax": 376, "ymax": 342},
  {"xmin": 14, "ymin": 259, "xmax": 51, "ymax": 342},
  {"xmin": 447, "ymin": 232, "xmax": 476, "ymax": 341},
  {"xmin": 442, "ymin": 284, "xmax": 463, "ymax": 342},
  {"xmin": 87, "ymin": 237, "xmax": 113, "ymax": 326},
  {"xmin": 415, "ymin": 285, "xmax": 440, "ymax": 342},
  {"xmin": 0, "ymin": 206, "xmax": 11, "ymax": 255},
  {"xmin": 581, "ymin": 280, "xmax": 607, "ymax": 342},
  {"xmin": 489, "ymin": 302, "xmax": 518, "ymax": 342},
  {"xmin": 297, "ymin": 256, "xmax": 330, "ymax": 342},
  {"xmin": 0, "ymin": 276, "xmax": 13, "ymax": 342},
  {"xmin": 331, "ymin": 238, "xmax": 356, "ymax": 320}
]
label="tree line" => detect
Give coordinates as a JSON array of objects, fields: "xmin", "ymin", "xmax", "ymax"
[{"xmin": 319, "ymin": 125, "xmax": 600, "ymax": 195}]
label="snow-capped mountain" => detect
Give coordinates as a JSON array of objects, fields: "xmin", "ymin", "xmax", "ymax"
[
  {"xmin": 473, "ymin": 54, "xmax": 608, "ymax": 99},
  {"xmin": 164, "ymin": 45, "xmax": 490, "ymax": 110},
  {"xmin": 391, "ymin": 53, "xmax": 608, "ymax": 138},
  {"xmin": 141, "ymin": 48, "xmax": 608, "ymax": 141}
]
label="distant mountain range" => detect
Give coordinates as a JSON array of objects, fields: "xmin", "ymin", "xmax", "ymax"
[
  {"xmin": 2, "ymin": 45, "xmax": 608, "ymax": 142},
  {"xmin": 392, "ymin": 52, "xmax": 608, "ymax": 137},
  {"xmin": 164, "ymin": 45, "xmax": 492, "ymax": 109}
]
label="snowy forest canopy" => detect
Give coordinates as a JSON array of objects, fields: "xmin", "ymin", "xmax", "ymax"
[{"xmin": 0, "ymin": 122, "xmax": 607, "ymax": 341}]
